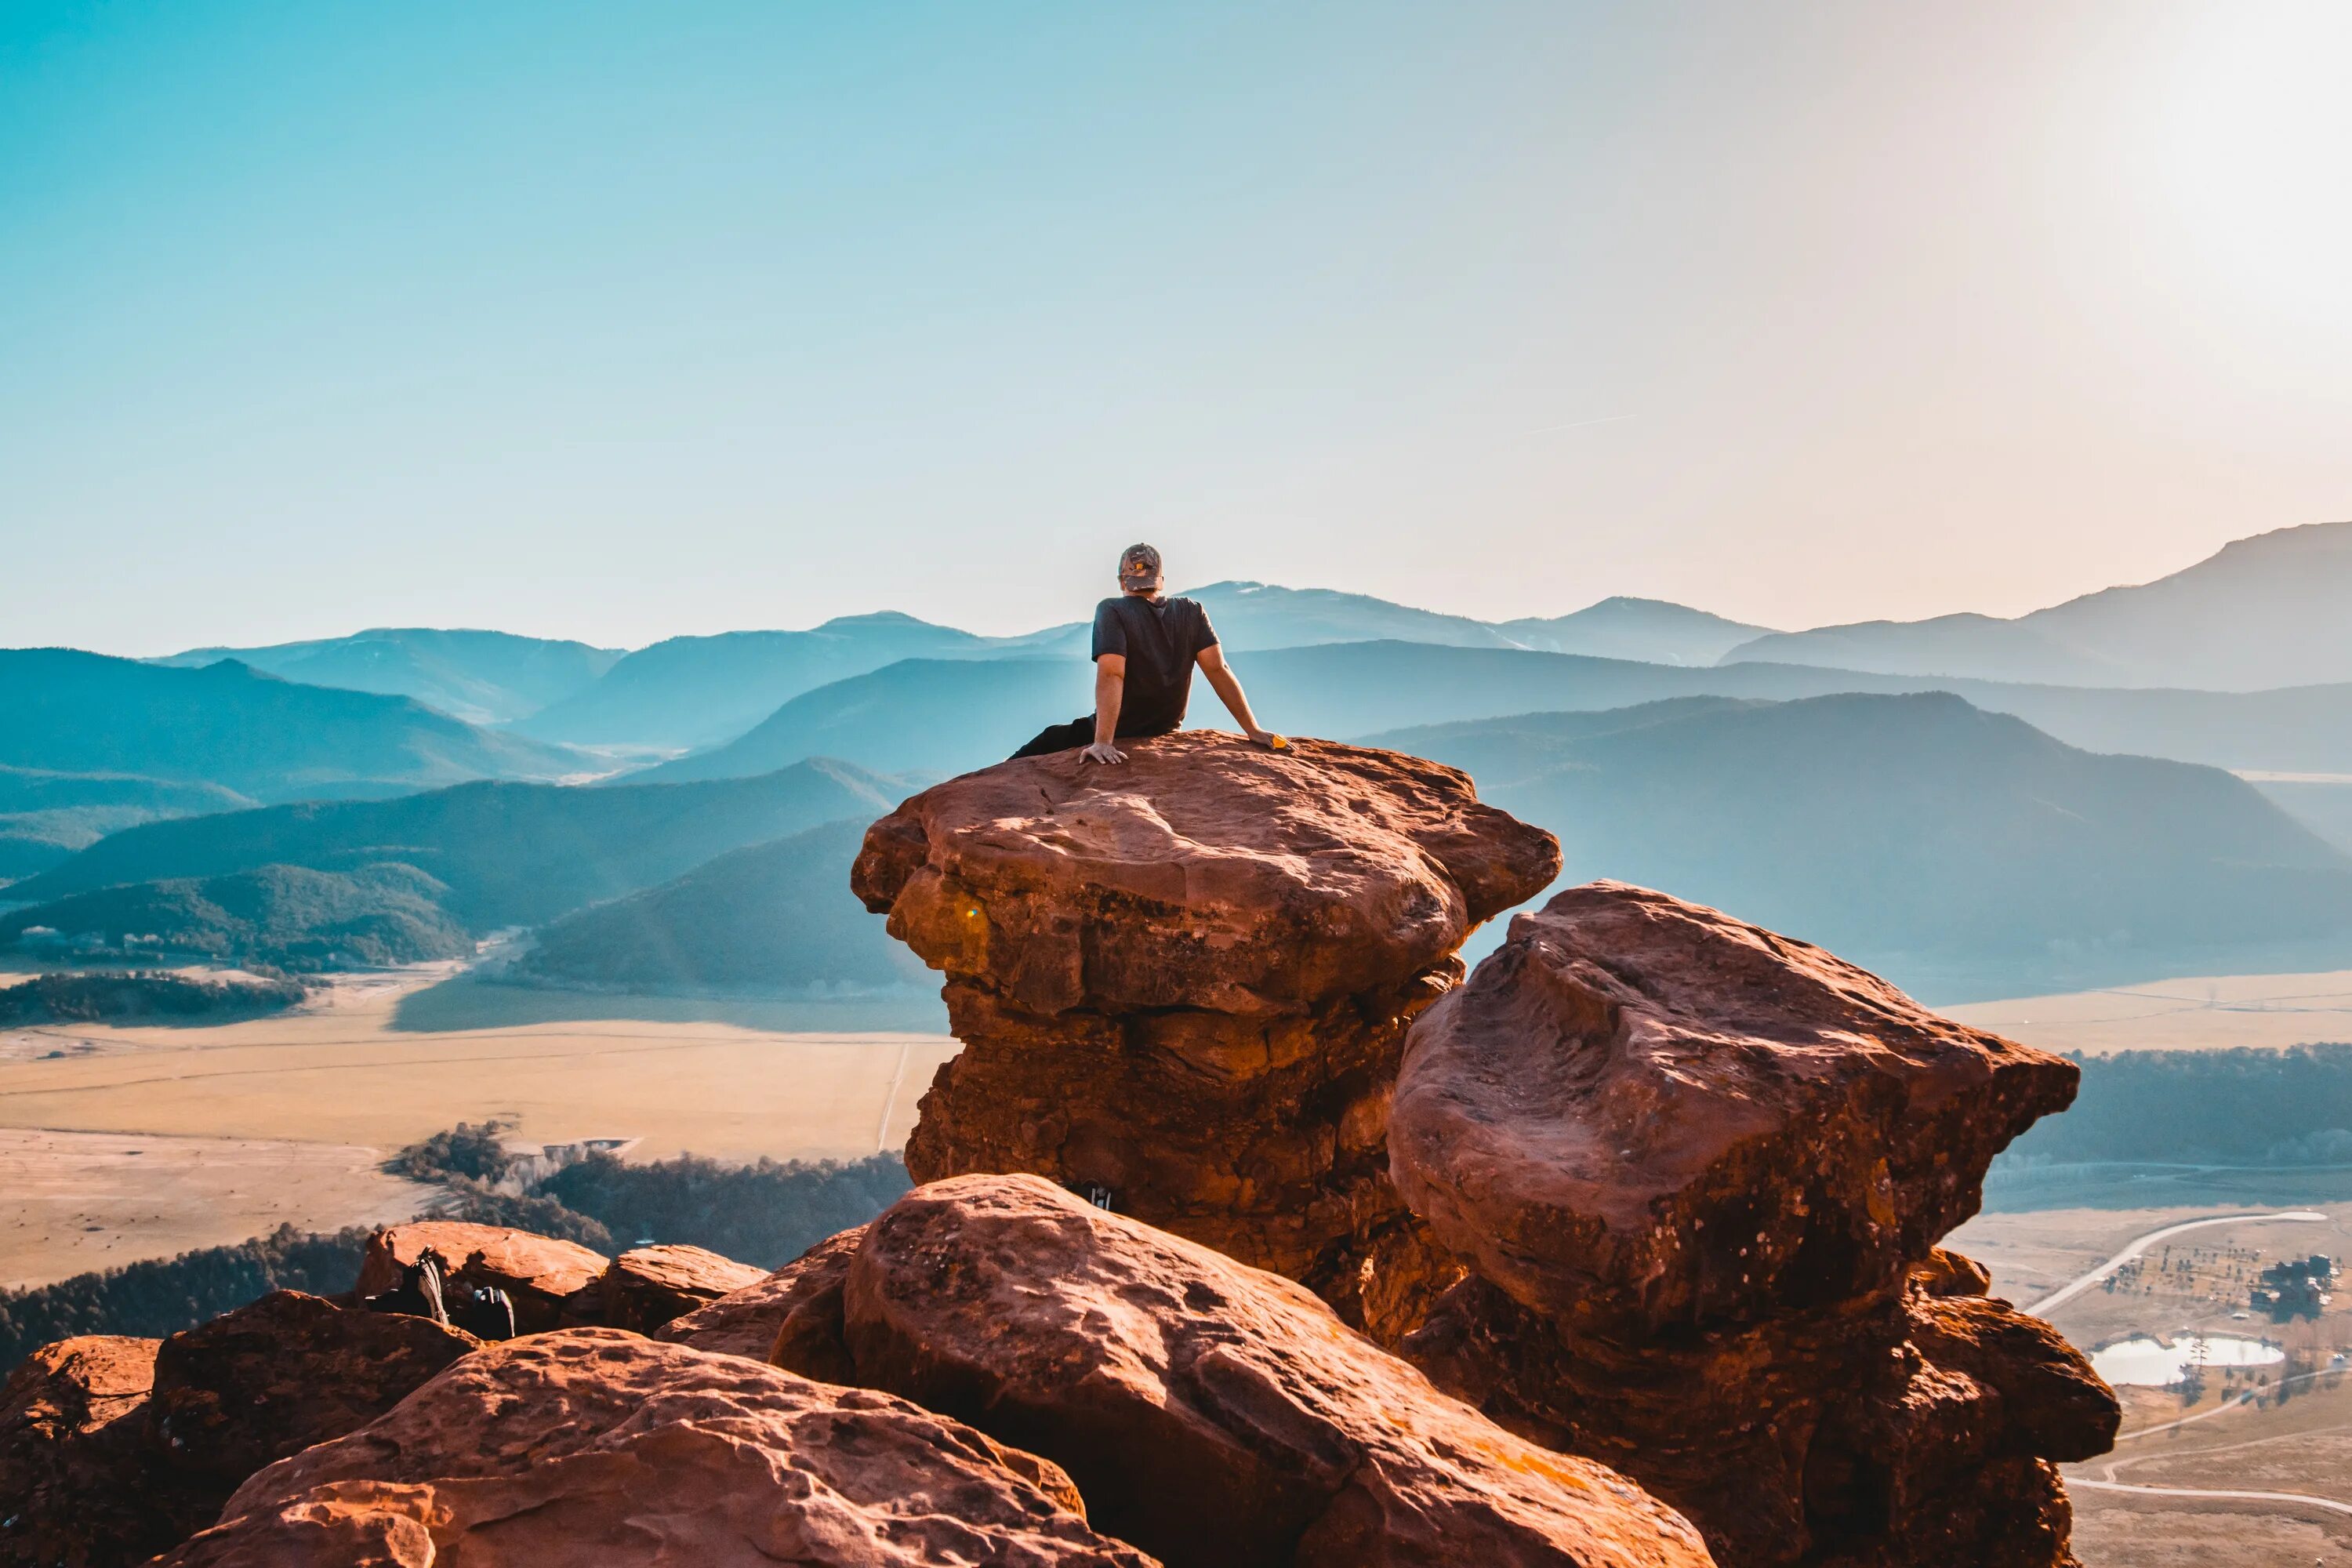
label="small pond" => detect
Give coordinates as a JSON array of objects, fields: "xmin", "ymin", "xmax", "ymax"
[{"xmin": 2089, "ymin": 1333, "xmax": 2285, "ymax": 1387}]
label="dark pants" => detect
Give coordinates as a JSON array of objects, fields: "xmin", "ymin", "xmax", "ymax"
[{"xmin": 1010, "ymin": 716, "xmax": 1171, "ymax": 760}]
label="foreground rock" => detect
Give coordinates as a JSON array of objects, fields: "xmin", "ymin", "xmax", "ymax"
[
  {"xmin": 853, "ymin": 732, "xmax": 1558, "ymax": 1337},
  {"xmin": 356, "ymin": 1220, "xmax": 608, "ymax": 1332},
  {"xmin": 600, "ymin": 1243, "xmax": 770, "ymax": 1334},
  {"xmin": 159, "ymin": 1329, "xmax": 1156, "ymax": 1568},
  {"xmin": 0, "ymin": 1336, "xmax": 198, "ymax": 1567},
  {"xmin": 776, "ymin": 1174, "xmax": 1712, "ymax": 1568},
  {"xmin": 150, "ymin": 1291, "xmax": 481, "ymax": 1496},
  {"xmin": 1389, "ymin": 883, "xmax": 2117, "ymax": 1566}
]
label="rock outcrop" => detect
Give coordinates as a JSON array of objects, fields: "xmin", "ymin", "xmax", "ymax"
[
  {"xmin": 355, "ymin": 1220, "xmax": 608, "ymax": 1332},
  {"xmin": 149, "ymin": 1290, "xmax": 481, "ymax": 1496},
  {"xmin": 600, "ymin": 1243, "xmax": 770, "ymax": 1334},
  {"xmin": 778, "ymin": 1173, "xmax": 1712, "ymax": 1568},
  {"xmin": 852, "ymin": 732, "xmax": 1559, "ymax": 1336},
  {"xmin": 158, "ymin": 1329, "xmax": 1157, "ymax": 1568},
  {"xmin": 0, "ymin": 1294, "xmax": 487, "ymax": 1567},
  {"xmin": 0, "ymin": 1335, "xmax": 198, "ymax": 1567},
  {"xmin": 1388, "ymin": 883, "xmax": 2118, "ymax": 1567}
]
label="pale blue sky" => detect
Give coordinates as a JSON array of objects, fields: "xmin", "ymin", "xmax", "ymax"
[{"xmin": 4, "ymin": 1, "xmax": 2348, "ymax": 654}]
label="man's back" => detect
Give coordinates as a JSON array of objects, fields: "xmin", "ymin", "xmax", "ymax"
[{"xmin": 1092, "ymin": 593, "xmax": 1218, "ymax": 735}]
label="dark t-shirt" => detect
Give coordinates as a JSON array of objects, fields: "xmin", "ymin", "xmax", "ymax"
[{"xmin": 1092, "ymin": 594, "xmax": 1219, "ymax": 736}]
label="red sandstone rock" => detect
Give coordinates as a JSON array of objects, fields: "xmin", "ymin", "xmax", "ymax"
[
  {"xmin": 0, "ymin": 1334, "xmax": 224, "ymax": 1567},
  {"xmin": 158, "ymin": 1329, "xmax": 1152, "ymax": 1568},
  {"xmin": 826, "ymin": 1174, "xmax": 1713, "ymax": 1568},
  {"xmin": 1386, "ymin": 883, "xmax": 2114, "ymax": 1567},
  {"xmin": 853, "ymin": 735, "xmax": 1556, "ymax": 1337},
  {"xmin": 356, "ymin": 1220, "xmax": 607, "ymax": 1332},
  {"xmin": 654, "ymin": 1225, "xmax": 866, "ymax": 1371},
  {"xmin": 854, "ymin": 732, "xmax": 1557, "ymax": 1016},
  {"xmin": 149, "ymin": 1291, "xmax": 481, "ymax": 1494},
  {"xmin": 1391, "ymin": 882, "xmax": 2079, "ymax": 1334},
  {"xmin": 599, "ymin": 1243, "xmax": 768, "ymax": 1334}
]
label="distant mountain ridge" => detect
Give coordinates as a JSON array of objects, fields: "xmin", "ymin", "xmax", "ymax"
[
  {"xmin": 0, "ymin": 650, "xmax": 586, "ymax": 801},
  {"xmin": 11, "ymin": 760, "xmax": 902, "ymax": 931},
  {"xmin": 158, "ymin": 629, "xmax": 623, "ymax": 726},
  {"xmin": 1365, "ymin": 691, "xmax": 2352, "ymax": 996},
  {"xmin": 633, "ymin": 638, "xmax": 2352, "ymax": 785},
  {"xmin": 514, "ymin": 818, "xmax": 921, "ymax": 995},
  {"xmin": 1724, "ymin": 520, "xmax": 2352, "ymax": 690}
]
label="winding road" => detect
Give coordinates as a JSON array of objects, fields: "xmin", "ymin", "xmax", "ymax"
[
  {"xmin": 2068, "ymin": 1477, "xmax": 2352, "ymax": 1518},
  {"xmin": 2020, "ymin": 1209, "xmax": 2328, "ymax": 1318}
]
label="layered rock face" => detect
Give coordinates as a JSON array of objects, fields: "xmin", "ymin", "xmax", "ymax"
[
  {"xmin": 767, "ymin": 1174, "xmax": 1713, "ymax": 1568},
  {"xmin": 0, "ymin": 1335, "xmax": 196, "ymax": 1567},
  {"xmin": 852, "ymin": 732, "xmax": 1559, "ymax": 1334},
  {"xmin": 158, "ymin": 1330, "xmax": 1153, "ymax": 1568},
  {"xmin": 1388, "ymin": 883, "xmax": 2118, "ymax": 1567}
]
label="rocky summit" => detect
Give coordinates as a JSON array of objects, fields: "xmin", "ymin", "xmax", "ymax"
[
  {"xmin": 852, "ymin": 731, "xmax": 1559, "ymax": 1338},
  {"xmin": 0, "ymin": 740, "xmax": 2114, "ymax": 1567},
  {"xmin": 1391, "ymin": 883, "xmax": 2118, "ymax": 1566}
]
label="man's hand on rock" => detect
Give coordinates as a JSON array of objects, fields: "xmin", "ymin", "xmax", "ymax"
[
  {"xmin": 1080, "ymin": 741, "xmax": 1127, "ymax": 765},
  {"xmin": 1247, "ymin": 728, "xmax": 1287, "ymax": 751}
]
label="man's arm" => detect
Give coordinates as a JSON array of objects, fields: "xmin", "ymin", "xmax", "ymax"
[
  {"xmin": 1081, "ymin": 654, "xmax": 1127, "ymax": 764},
  {"xmin": 1198, "ymin": 644, "xmax": 1276, "ymax": 746}
]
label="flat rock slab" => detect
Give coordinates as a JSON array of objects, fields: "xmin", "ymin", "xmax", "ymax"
[
  {"xmin": 853, "ymin": 733, "xmax": 1559, "ymax": 1017},
  {"xmin": 601, "ymin": 1243, "xmax": 769, "ymax": 1334},
  {"xmin": 357, "ymin": 1221, "xmax": 608, "ymax": 1332},
  {"xmin": 159, "ymin": 1329, "xmax": 1156, "ymax": 1568},
  {"xmin": 830, "ymin": 1174, "xmax": 1712, "ymax": 1568},
  {"xmin": 1392, "ymin": 882, "xmax": 2078, "ymax": 1333}
]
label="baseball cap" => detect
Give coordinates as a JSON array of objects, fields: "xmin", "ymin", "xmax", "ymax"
[{"xmin": 1119, "ymin": 543, "xmax": 1163, "ymax": 585}]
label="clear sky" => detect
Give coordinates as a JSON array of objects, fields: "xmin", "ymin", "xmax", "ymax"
[{"xmin": 4, "ymin": 1, "xmax": 2348, "ymax": 655}]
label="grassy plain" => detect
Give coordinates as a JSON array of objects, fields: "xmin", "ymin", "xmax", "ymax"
[
  {"xmin": 0, "ymin": 965, "xmax": 958, "ymax": 1286},
  {"xmin": 1947, "ymin": 968, "xmax": 2352, "ymax": 1055}
]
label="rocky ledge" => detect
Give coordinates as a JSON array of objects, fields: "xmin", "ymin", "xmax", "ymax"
[{"xmin": 851, "ymin": 731, "xmax": 1559, "ymax": 1339}]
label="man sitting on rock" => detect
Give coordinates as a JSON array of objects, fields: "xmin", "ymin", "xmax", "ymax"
[{"xmin": 1011, "ymin": 543, "xmax": 1283, "ymax": 764}]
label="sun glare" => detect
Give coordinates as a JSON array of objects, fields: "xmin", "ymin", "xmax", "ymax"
[{"xmin": 2146, "ymin": 2, "xmax": 2352, "ymax": 346}]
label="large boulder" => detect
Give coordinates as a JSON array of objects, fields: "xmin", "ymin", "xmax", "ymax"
[
  {"xmin": 0, "ymin": 1335, "xmax": 205, "ymax": 1567},
  {"xmin": 356, "ymin": 1221, "xmax": 608, "ymax": 1332},
  {"xmin": 852, "ymin": 734, "xmax": 1558, "ymax": 1337},
  {"xmin": 1388, "ymin": 884, "xmax": 2115, "ymax": 1567},
  {"xmin": 655, "ymin": 1225, "xmax": 864, "ymax": 1377},
  {"xmin": 149, "ymin": 1291, "xmax": 481, "ymax": 1495},
  {"xmin": 782, "ymin": 1174, "xmax": 1712, "ymax": 1568},
  {"xmin": 156, "ymin": 1329, "xmax": 1155, "ymax": 1568},
  {"xmin": 600, "ymin": 1243, "xmax": 769, "ymax": 1334}
]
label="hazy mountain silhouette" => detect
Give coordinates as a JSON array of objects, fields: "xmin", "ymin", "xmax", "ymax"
[
  {"xmin": 1723, "ymin": 521, "xmax": 2352, "ymax": 690},
  {"xmin": 157, "ymin": 630, "xmax": 624, "ymax": 726},
  {"xmin": 0, "ymin": 862, "xmax": 472, "ymax": 971},
  {"xmin": 13, "ymin": 760, "xmax": 899, "ymax": 931},
  {"xmin": 511, "ymin": 613, "xmax": 1028, "ymax": 750},
  {"xmin": 1493, "ymin": 597, "xmax": 1775, "ymax": 665},
  {"xmin": 507, "ymin": 586, "xmax": 1763, "ymax": 751},
  {"xmin": 0, "ymin": 650, "xmax": 586, "ymax": 800},
  {"xmin": 0, "ymin": 767, "xmax": 256, "ymax": 882},
  {"xmin": 633, "ymin": 641, "xmax": 2352, "ymax": 784},
  {"xmin": 513, "ymin": 818, "xmax": 921, "ymax": 995},
  {"xmin": 1367, "ymin": 691, "xmax": 2352, "ymax": 996}
]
